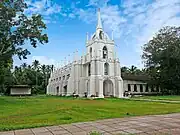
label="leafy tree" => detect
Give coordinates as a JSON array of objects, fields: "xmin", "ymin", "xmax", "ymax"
[
  {"xmin": 121, "ymin": 65, "xmax": 147, "ymax": 75},
  {"xmin": 121, "ymin": 66, "xmax": 130, "ymax": 74},
  {"xmin": 0, "ymin": 59, "xmax": 13, "ymax": 93},
  {"xmin": 0, "ymin": 0, "xmax": 48, "ymax": 93},
  {"xmin": 142, "ymin": 26, "xmax": 180, "ymax": 95},
  {"xmin": 0, "ymin": 0, "xmax": 48, "ymax": 59},
  {"xmin": 13, "ymin": 60, "xmax": 53, "ymax": 94}
]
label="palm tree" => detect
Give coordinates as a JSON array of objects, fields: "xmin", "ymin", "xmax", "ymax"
[
  {"xmin": 129, "ymin": 65, "xmax": 137, "ymax": 74},
  {"xmin": 32, "ymin": 60, "xmax": 40, "ymax": 71},
  {"xmin": 32, "ymin": 60, "xmax": 40, "ymax": 89}
]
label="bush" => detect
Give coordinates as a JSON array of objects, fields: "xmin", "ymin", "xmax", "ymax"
[{"xmin": 89, "ymin": 131, "xmax": 102, "ymax": 135}]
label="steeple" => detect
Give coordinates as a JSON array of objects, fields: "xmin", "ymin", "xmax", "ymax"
[
  {"xmin": 96, "ymin": 8, "xmax": 103, "ymax": 30},
  {"xmin": 90, "ymin": 8, "xmax": 110, "ymax": 40}
]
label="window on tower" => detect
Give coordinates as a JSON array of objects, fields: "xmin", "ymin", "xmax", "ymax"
[
  {"xmin": 88, "ymin": 63, "xmax": 91, "ymax": 76},
  {"xmin": 90, "ymin": 47, "xmax": 92, "ymax": 58},
  {"xmin": 99, "ymin": 31, "xmax": 103, "ymax": 39},
  {"xmin": 104, "ymin": 63, "xmax": 109, "ymax": 75},
  {"xmin": 103, "ymin": 46, "xmax": 108, "ymax": 59}
]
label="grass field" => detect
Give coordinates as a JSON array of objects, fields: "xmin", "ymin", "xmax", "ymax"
[
  {"xmin": 133, "ymin": 95, "xmax": 180, "ymax": 101},
  {"xmin": 0, "ymin": 95, "xmax": 180, "ymax": 131}
]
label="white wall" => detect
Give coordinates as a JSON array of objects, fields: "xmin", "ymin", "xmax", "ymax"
[
  {"xmin": 10, "ymin": 88, "xmax": 31, "ymax": 95},
  {"xmin": 123, "ymin": 80, "xmax": 153, "ymax": 93}
]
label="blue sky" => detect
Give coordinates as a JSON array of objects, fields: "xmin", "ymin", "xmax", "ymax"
[{"xmin": 14, "ymin": 0, "xmax": 180, "ymax": 68}]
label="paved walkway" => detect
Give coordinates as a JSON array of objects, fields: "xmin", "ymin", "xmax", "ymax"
[
  {"xmin": 130, "ymin": 98, "xmax": 180, "ymax": 103},
  {"xmin": 1, "ymin": 113, "xmax": 180, "ymax": 135}
]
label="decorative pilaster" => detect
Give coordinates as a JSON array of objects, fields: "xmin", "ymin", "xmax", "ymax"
[
  {"xmin": 137, "ymin": 85, "xmax": 140, "ymax": 92},
  {"xmin": 98, "ymin": 79, "xmax": 104, "ymax": 98},
  {"xmin": 130, "ymin": 84, "xmax": 134, "ymax": 92},
  {"xmin": 143, "ymin": 85, "xmax": 146, "ymax": 93}
]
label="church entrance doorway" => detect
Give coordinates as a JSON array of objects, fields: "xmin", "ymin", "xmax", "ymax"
[
  {"xmin": 63, "ymin": 85, "xmax": 67, "ymax": 95},
  {"xmin": 103, "ymin": 80, "xmax": 113, "ymax": 97},
  {"xmin": 56, "ymin": 86, "xmax": 59, "ymax": 95}
]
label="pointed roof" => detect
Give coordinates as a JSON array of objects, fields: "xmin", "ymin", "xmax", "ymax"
[
  {"xmin": 96, "ymin": 8, "xmax": 103, "ymax": 30},
  {"xmin": 90, "ymin": 8, "xmax": 110, "ymax": 40}
]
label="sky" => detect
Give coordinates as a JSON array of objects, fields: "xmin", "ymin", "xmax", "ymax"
[{"xmin": 14, "ymin": 0, "xmax": 180, "ymax": 68}]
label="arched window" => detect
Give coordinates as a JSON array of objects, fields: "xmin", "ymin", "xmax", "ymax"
[
  {"xmin": 90, "ymin": 47, "xmax": 92, "ymax": 58},
  {"xmin": 88, "ymin": 63, "xmax": 91, "ymax": 76},
  {"xmin": 103, "ymin": 46, "xmax": 108, "ymax": 59},
  {"xmin": 104, "ymin": 63, "xmax": 109, "ymax": 75},
  {"xmin": 67, "ymin": 74, "xmax": 70, "ymax": 80},
  {"xmin": 99, "ymin": 31, "xmax": 103, "ymax": 39}
]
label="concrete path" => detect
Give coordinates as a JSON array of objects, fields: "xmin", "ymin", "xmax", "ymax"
[
  {"xmin": 1, "ymin": 113, "xmax": 180, "ymax": 135},
  {"xmin": 130, "ymin": 98, "xmax": 180, "ymax": 103}
]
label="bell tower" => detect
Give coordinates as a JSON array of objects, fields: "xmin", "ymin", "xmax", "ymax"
[{"xmin": 85, "ymin": 9, "xmax": 123, "ymax": 98}]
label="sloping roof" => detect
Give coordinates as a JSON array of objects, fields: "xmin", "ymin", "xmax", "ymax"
[
  {"xmin": 10, "ymin": 85, "xmax": 31, "ymax": 88},
  {"xmin": 122, "ymin": 74, "xmax": 150, "ymax": 82}
]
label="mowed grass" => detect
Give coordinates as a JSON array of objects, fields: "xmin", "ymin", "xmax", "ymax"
[
  {"xmin": 0, "ymin": 95, "xmax": 180, "ymax": 131},
  {"xmin": 133, "ymin": 95, "xmax": 180, "ymax": 101}
]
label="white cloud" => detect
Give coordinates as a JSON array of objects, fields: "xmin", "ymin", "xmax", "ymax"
[
  {"xmin": 74, "ymin": 0, "xmax": 180, "ymax": 45},
  {"xmin": 76, "ymin": 8, "xmax": 96, "ymax": 23},
  {"xmin": 13, "ymin": 56, "xmax": 57, "ymax": 67},
  {"xmin": 68, "ymin": 13, "xmax": 76, "ymax": 18},
  {"xmin": 74, "ymin": 3, "xmax": 126, "ymax": 38},
  {"xmin": 130, "ymin": 0, "xmax": 180, "ymax": 51},
  {"xmin": 87, "ymin": 0, "xmax": 110, "ymax": 7},
  {"xmin": 101, "ymin": 5, "xmax": 127, "ymax": 38},
  {"xmin": 31, "ymin": 56, "xmax": 56, "ymax": 65},
  {"xmin": 25, "ymin": 0, "xmax": 61, "ymax": 23},
  {"xmin": 71, "ymin": 0, "xmax": 180, "ymax": 67}
]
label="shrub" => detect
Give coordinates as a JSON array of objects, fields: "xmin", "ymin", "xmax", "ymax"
[{"xmin": 89, "ymin": 131, "xmax": 102, "ymax": 135}]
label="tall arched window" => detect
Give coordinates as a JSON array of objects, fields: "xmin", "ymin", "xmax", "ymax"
[
  {"xmin": 104, "ymin": 63, "xmax": 109, "ymax": 75},
  {"xmin": 103, "ymin": 46, "xmax": 108, "ymax": 59},
  {"xmin": 88, "ymin": 63, "xmax": 91, "ymax": 76},
  {"xmin": 90, "ymin": 47, "xmax": 92, "ymax": 58}
]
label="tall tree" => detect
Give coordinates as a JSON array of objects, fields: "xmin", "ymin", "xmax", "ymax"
[
  {"xmin": 0, "ymin": 0, "xmax": 48, "ymax": 93},
  {"xmin": 129, "ymin": 65, "xmax": 137, "ymax": 74},
  {"xmin": 142, "ymin": 26, "xmax": 180, "ymax": 94},
  {"xmin": 0, "ymin": 0, "xmax": 48, "ymax": 59},
  {"xmin": 12, "ymin": 61, "xmax": 53, "ymax": 94}
]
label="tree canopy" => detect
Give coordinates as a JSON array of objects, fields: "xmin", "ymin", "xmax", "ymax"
[
  {"xmin": 0, "ymin": 0, "xmax": 48, "ymax": 93},
  {"xmin": 142, "ymin": 26, "xmax": 180, "ymax": 94},
  {"xmin": 12, "ymin": 60, "xmax": 53, "ymax": 94},
  {"xmin": 0, "ymin": 0, "xmax": 48, "ymax": 60}
]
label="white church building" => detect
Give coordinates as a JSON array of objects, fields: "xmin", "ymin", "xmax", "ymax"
[{"xmin": 47, "ymin": 9, "xmax": 159, "ymax": 98}]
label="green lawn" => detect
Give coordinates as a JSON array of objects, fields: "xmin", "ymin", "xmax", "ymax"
[
  {"xmin": 133, "ymin": 95, "xmax": 180, "ymax": 101},
  {"xmin": 0, "ymin": 95, "xmax": 180, "ymax": 131}
]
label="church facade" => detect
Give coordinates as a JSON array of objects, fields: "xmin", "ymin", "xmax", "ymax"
[{"xmin": 47, "ymin": 10, "xmax": 159, "ymax": 98}]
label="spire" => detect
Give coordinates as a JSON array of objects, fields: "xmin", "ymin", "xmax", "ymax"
[{"xmin": 96, "ymin": 8, "xmax": 103, "ymax": 30}]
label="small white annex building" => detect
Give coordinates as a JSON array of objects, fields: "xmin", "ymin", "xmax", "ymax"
[
  {"xmin": 47, "ymin": 9, "xmax": 159, "ymax": 98},
  {"xmin": 10, "ymin": 85, "xmax": 31, "ymax": 96}
]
